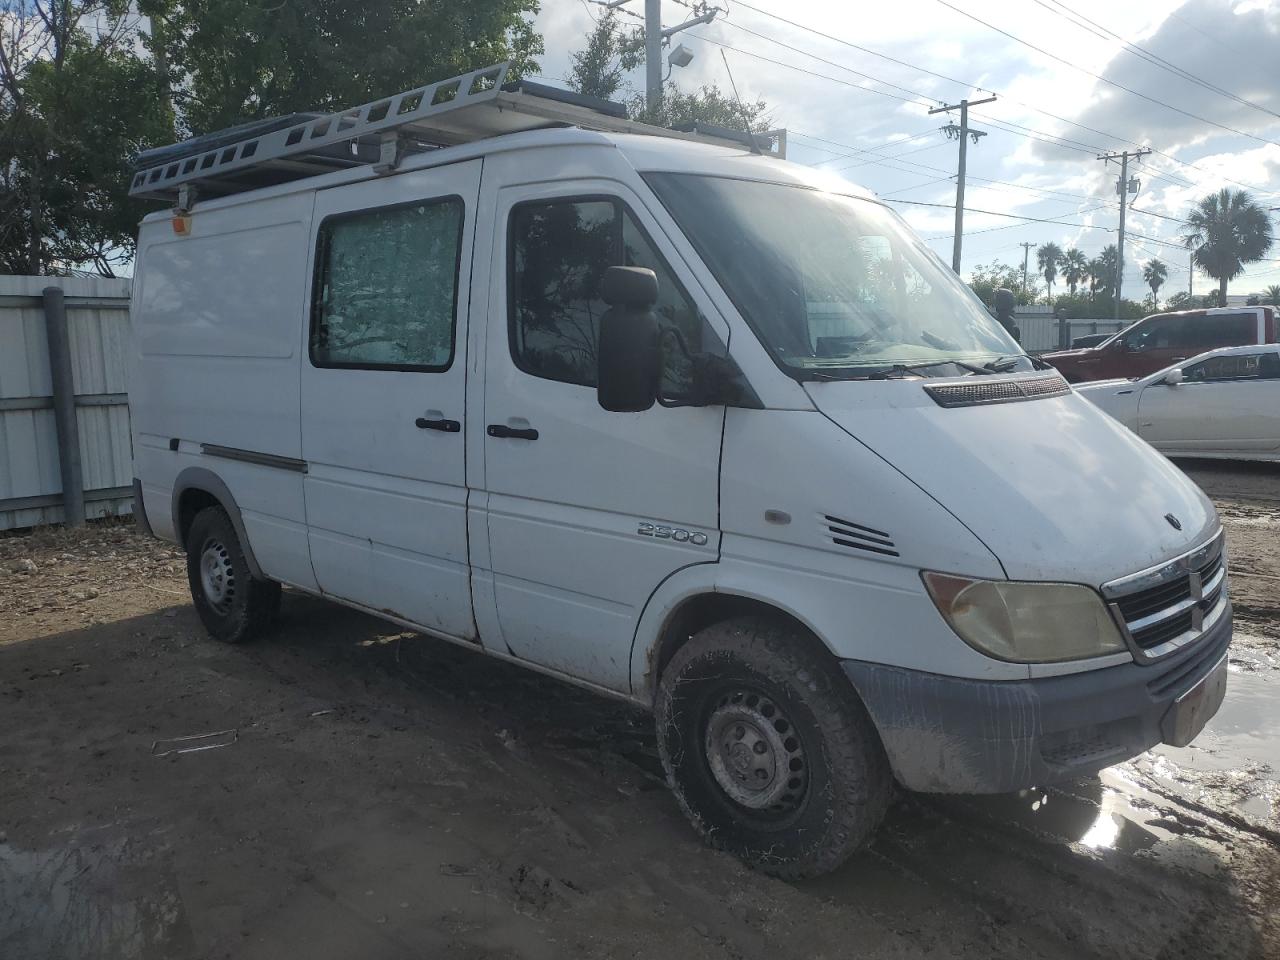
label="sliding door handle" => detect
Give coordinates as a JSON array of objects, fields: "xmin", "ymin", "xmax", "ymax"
[
  {"xmin": 487, "ymin": 424, "xmax": 539, "ymax": 441},
  {"xmin": 415, "ymin": 417, "xmax": 460, "ymax": 432}
]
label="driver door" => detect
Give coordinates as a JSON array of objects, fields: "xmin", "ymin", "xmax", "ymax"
[{"xmin": 475, "ymin": 178, "xmax": 729, "ymax": 692}]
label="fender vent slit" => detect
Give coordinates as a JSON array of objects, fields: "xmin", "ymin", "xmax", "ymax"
[{"xmin": 825, "ymin": 515, "xmax": 899, "ymax": 557}]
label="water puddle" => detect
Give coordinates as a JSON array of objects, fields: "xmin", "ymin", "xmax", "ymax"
[
  {"xmin": 1140, "ymin": 667, "xmax": 1280, "ymax": 822},
  {"xmin": 0, "ymin": 835, "xmax": 190, "ymax": 959}
]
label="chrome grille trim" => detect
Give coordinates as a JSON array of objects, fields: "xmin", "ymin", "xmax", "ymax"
[{"xmin": 1103, "ymin": 530, "xmax": 1228, "ymax": 663}]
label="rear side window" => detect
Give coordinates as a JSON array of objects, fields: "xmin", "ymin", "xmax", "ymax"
[
  {"xmin": 1191, "ymin": 312, "xmax": 1255, "ymax": 349},
  {"xmin": 311, "ymin": 198, "xmax": 463, "ymax": 370},
  {"xmin": 508, "ymin": 196, "xmax": 704, "ymax": 396}
]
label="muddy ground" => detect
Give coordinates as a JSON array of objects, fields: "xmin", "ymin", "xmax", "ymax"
[{"xmin": 1, "ymin": 458, "xmax": 1278, "ymax": 960}]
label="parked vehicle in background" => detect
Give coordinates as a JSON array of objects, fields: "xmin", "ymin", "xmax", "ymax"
[
  {"xmin": 1076, "ymin": 345, "xmax": 1280, "ymax": 462},
  {"xmin": 1042, "ymin": 306, "xmax": 1277, "ymax": 382},
  {"xmin": 126, "ymin": 64, "xmax": 1233, "ymax": 878},
  {"xmin": 1071, "ymin": 332, "xmax": 1115, "ymax": 348}
]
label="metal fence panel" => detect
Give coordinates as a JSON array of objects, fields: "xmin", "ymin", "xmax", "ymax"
[{"xmin": 0, "ymin": 275, "xmax": 134, "ymax": 530}]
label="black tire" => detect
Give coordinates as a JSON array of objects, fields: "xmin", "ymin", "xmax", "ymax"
[
  {"xmin": 655, "ymin": 616, "xmax": 892, "ymax": 879},
  {"xmin": 185, "ymin": 506, "xmax": 281, "ymax": 644}
]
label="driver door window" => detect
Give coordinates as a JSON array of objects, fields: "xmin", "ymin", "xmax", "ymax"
[{"xmin": 508, "ymin": 196, "xmax": 706, "ymax": 399}]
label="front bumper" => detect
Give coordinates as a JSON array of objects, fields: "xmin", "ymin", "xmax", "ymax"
[{"xmin": 842, "ymin": 602, "xmax": 1232, "ymax": 794}]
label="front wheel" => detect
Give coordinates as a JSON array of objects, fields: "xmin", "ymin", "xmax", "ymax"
[
  {"xmin": 655, "ymin": 617, "xmax": 891, "ymax": 878},
  {"xmin": 185, "ymin": 505, "xmax": 281, "ymax": 644}
]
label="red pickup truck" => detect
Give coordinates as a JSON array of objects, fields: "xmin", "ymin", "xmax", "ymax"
[{"xmin": 1042, "ymin": 306, "xmax": 1278, "ymax": 383}]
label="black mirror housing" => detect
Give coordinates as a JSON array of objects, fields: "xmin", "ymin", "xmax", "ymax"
[{"xmin": 597, "ymin": 267, "xmax": 661, "ymax": 412}]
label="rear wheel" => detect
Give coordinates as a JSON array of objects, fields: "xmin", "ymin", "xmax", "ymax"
[
  {"xmin": 185, "ymin": 506, "xmax": 280, "ymax": 644},
  {"xmin": 655, "ymin": 616, "xmax": 891, "ymax": 878}
]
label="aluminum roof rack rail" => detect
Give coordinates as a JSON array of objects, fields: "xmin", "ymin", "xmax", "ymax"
[{"xmin": 129, "ymin": 62, "xmax": 786, "ymax": 205}]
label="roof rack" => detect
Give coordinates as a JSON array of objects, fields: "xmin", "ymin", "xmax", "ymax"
[{"xmin": 129, "ymin": 62, "xmax": 787, "ymax": 205}]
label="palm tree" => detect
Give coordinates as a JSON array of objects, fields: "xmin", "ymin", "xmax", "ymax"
[
  {"xmin": 1061, "ymin": 249, "xmax": 1088, "ymax": 296},
  {"xmin": 1182, "ymin": 188, "xmax": 1275, "ymax": 307},
  {"xmin": 1142, "ymin": 259, "xmax": 1168, "ymax": 307},
  {"xmin": 1097, "ymin": 245, "xmax": 1120, "ymax": 300},
  {"xmin": 1037, "ymin": 242, "xmax": 1063, "ymax": 303},
  {"xmin": 1263, "ymin": 284, "xmax": 1280, "ymax": 306},
  {"xmin": 1086, "ymin": 256, "xmax": 1104, "ymax": 299}
]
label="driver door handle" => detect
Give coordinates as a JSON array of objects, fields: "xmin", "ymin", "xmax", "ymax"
[
  {"xmin": 487, "ymin": 424, "xmax": 539, "ymax": 441},
  {"xmin": 415, "ymin": 417, "xmax": 460, "ymax": 433}
]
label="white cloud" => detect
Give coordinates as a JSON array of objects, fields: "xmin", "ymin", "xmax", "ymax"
[{"xmin": 532, "ymin": 0, "xmax": 1280, "ymax": 295}]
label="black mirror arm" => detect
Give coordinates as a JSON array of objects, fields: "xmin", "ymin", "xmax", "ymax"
[{"xmin": 655, "ymin": 327, "xmax": 756, "ymax": 408}]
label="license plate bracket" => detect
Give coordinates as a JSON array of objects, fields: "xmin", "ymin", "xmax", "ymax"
[{"xmin": 1162, "ymin": 653, "xmax": 1228, "ymax": 748}]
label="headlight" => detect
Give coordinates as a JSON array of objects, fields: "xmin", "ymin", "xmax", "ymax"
[{"xmin": 921, "ymin": 572, "xmax": 1126, "ymax": 663}]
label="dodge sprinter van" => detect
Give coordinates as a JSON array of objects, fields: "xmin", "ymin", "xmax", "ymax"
[{"xmin": 128, "ymin": 65, "xmax": 1231, "ymax": 877}]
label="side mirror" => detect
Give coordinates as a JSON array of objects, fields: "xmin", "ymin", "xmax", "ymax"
[
  {"xmin": 1163, "ymin": 368, "xmax": 1184, "ymax": 386},
  {"xmin": 597, "ymin": 266, "xmax": 661, "ymax": 412}
]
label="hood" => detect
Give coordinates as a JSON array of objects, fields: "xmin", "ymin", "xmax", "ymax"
[
  {"xmin": 805, "ymin": 377, "xmax": 1218, "ymax": 586},
  {"xmin": 1073, "ymin": 378, "xmax": 1134, "ymax": 394},
  {"xmin": 1040, "ymin": 347, "xmax": 1101, "ymax": 361}
]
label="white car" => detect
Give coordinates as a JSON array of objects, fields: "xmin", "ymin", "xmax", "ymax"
[{"xmin": 1075, "ymin": 344, "xmax": 1280, "ymax": 461}]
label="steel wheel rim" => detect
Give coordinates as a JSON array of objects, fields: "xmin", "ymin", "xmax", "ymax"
[
  {"xmin": 199, "ymin": 538, "xmax": 235, "ymax": 614},
  {"xmin": 704, "ymin": 688, "xmax": 808, "ymax": 814}
]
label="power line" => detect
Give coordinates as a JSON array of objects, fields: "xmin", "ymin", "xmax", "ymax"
[
  {"xmin": 928, "ymin": 0, "xmax": 1280, "ymax": 149},
  {"xmin": 884, "ymin": 197, "xmax": 1116, "ymax": 229},
  {"xmin": 719, "ymin": 19, "xmax": 935, "ymax": 106},
  {"xmin": 722, "ymin": 0, "xmax": 1280, "ymax": 196},
  {"xmin": 880, "ymin": 175, "xmax": 955, "ymax": 197},
  {"xmin": 1031, "ymin": 0, "xmax": 1280, "ymax": 124}
]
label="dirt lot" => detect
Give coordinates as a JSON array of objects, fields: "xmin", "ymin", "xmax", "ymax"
[{"xmin": 1, "ymin": 459, "xmax": 1278, "ymax": 960}]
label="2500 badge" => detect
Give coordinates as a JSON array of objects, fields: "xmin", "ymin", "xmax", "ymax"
[{"xmin": 637, "ymin": 522, "xmax": 709, "ymax": 546}]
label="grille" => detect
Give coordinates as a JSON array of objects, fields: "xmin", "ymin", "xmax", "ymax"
[
  {"xmin": 925, "ymin": 373, "xmax": 1070, "ymax": 408},
  {"xmin": 824, "ymin": 515, "xmax": 899, "ymax": 557},
  {"xmin": 1108, "ymin": 535, "xmax": 1226, "ymax": 656}
]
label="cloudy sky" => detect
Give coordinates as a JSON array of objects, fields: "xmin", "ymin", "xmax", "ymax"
[{"xmin": 532, "ymin": 0, "xmax": 1280, "ymax": 299}]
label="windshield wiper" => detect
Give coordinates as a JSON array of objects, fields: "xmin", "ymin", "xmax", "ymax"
[
  {"xmin": 984, "ymin": 355, "xmax": 1021, "ymax": 372},
  {"xmin": 868, "ymin": 360, "xmax": 988, "ymax": 380}
]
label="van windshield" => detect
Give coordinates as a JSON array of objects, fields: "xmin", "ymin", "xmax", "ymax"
[{"xmin": 645, "ymin": 173, "xmax": 1024, "ymax": 380}]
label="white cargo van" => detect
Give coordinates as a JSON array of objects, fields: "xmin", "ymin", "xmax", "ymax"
[{"xmin": 128, "ymin": 64, "xmax": 1231, "ymax": 877}]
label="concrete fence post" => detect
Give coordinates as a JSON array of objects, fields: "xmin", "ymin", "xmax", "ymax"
[{"xmin": 42, "ymin": 286, "xmax": 85, "ymax": 527}]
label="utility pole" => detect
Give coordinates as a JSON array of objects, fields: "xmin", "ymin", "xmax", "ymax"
[
  {"xmin": 638, "ymin": 0, "xmax": 719, "ymax": 113},
  {"xmin": 1019, "ymin": 241, "xmax": 1035, "ymax": 293},
  {"xmin": 1097, "ymin": 148, "xmax": 1151, "ymax": 320},
  {"xmin": 930, "ymin": 96, "xmax": 997, "ymax": 274},
  {"xmin": 645, "ymin": 0, "xmax": 662, "ymax": 112},
  {"xmin": 1189, "ymin": 249, "xmax": 1194, "ymax": 299}
]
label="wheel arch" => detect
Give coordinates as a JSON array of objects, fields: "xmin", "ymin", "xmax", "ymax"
[
  {"xmin": 171, "ymin": 467, "xmax": 264, "ymax": 578},
  {"xmin": 631, "ymin": 568, "xmax": 836, "ymax": 704}
]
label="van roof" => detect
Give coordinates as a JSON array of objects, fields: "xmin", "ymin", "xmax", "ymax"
[{"xmin": 140, "ymin": 125, "xmax": 876, "ymax": 224}]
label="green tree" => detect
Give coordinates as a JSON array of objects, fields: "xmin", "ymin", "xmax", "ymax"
[
  {"xmin": 1182, "ymin": 188, "xmax": 1275, "ymax": 308},
  {"xmin": 1061, "ymin": 248, "xmax": 1087, "ymax": 296},
  {"xmin": 1037, "ymin": 242, "xmax": 1063, "ymax": 302},
  {"xmin": 565, "ymin": 13, "xmax": 769, "ymax": 132},
  {"xmin": 161, "ymin": 0, "xmax": 543, "ymax": 136},
  {"xmin": 968, "ymin": 259, "xmax": 1038, "ymax": 305},
  {"xmin": 567, "ymin": 11, "xmax": 642, "ymax": 101},
  {"xmin": 1142, "ymin": 258, "xmax": 1168, "ymax": 307},
  {"xmin": 629, "ymin": 82, "xmax": 770, "ymax": 131},
  {"xmin": 1, "ymin": 1, "xmax": 171, "ymax": 274},
  {"xmin": 1263, "ymin": 284, "xmax": 1280, "ymax": 306}
]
